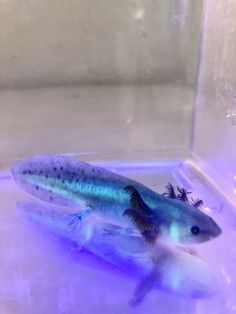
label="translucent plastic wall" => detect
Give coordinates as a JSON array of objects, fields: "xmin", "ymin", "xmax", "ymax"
[
  {"xmin": 0, "ymin": 1, "xmax": 201, "ymax": 88},
  {"xmin": 193, "ymin": 0, "xmax": 236, "ymax": 207},
  {"xmin": 0, "ymin": 1, "xmax": 202, "ymax": 164}
]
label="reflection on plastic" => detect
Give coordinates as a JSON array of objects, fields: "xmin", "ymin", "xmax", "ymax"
[{"xmin": 17, "ymin": 201, "xmax": 219, "ymax": 306}]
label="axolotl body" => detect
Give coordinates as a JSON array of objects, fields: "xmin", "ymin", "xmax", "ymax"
[{"xmin": 11, "ymin": 154, "xmax": 221, "ymax": 245}]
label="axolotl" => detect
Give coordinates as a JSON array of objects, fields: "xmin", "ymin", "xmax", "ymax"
[{"xmin": 11, "ymin": 154, "xmax": 222, "ymax": 246}]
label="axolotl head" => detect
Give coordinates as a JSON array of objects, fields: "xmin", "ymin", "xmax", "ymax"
[
  {"xmin": 163, "ymin": 199, "xmax": 222, "ymax": 245},
  {"xmin": 123, "ymin": 186, "xmax": 222, "ymax": 245}
]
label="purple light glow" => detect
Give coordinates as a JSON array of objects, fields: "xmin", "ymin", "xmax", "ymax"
[{"xmin": 1, "ymin": 160, "xmax": 236, "ymax": 313}]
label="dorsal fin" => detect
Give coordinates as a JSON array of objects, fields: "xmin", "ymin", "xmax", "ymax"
[{"xmin": 124, "ymin": 185, "xmax": 152, "ymax": 216}]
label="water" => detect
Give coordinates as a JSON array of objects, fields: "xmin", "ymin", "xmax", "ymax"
[{"xmin": 0, "ymin": 160, "xmax": 235, "ymax": 314}]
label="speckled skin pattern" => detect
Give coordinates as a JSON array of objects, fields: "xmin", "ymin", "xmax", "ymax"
[{"xmin": 11, "ymin": 155, "xmax": 221, "ymax": 245}]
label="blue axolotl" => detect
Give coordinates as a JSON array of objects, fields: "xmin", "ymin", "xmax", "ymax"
[{"xmin": 11, "ymin": 154, "xmax": 221, "ymax": 245}]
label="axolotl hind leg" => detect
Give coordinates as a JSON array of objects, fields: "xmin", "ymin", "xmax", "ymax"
[{"xmin": 67, "ymin": 207, "xmax": 93, "ymax": 232}]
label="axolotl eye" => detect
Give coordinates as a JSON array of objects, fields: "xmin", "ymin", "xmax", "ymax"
[{"xmin": 191, "ymin": 225, "xmax": 200, "ymax": 235}]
